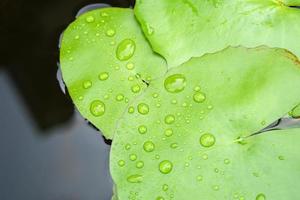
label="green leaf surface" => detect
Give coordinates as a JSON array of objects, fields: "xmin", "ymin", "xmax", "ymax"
[
  {"xmin": 110, "ymin": 47, "xmax": 300, "ymax": 200},
  {"xmin": 135, "ymin": 0, "xmax": 300, "ymax": 67},
  {"xmin": 60, "ymin": 8, "xmax": 167, "ymax": 139}
]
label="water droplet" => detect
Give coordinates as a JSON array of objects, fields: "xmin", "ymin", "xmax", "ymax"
[
  {"xmin": 193, "ymin": 92, "xmax": 206, "ymax": 103},
  {"xmin": 164, "ymin": 129, "xmax": 174, "ymax": 137},
  {"xmin": 212, "ymin": 185, "xmax": 219, "ymax": 191},
  {"xmin": 125, "ymin": 144, "xmax": 131, "ymax": 150},
  {"xmin": 127, "ymin": 174, "xmax": 143, "ymax": 183},
  {"xmin": 207, "ymin": 105, "xmax": 213, "ymax": 110},
  {"xmin": 138, "ymin": 103, "xmax": 149, "ymax": 115},
  {"xmin": 75, "ymin": 35, "xmax": 80, "ymax": 40},
  {"xmin": 128, "ymin": 106, "xmax": 135, "ymax": 114},
  {"xmin": 78, "ymin": 96, "xmax": 84, "ymax": 101},
  {"xmin": 278, "ymin": 155, "xmax": 285, "ymax": 160},
  {"xmin": 99, "ymin": 72, "xmax": 109, "ymax": 81},
  {"xmin": 126, "ymin": 62, "xmax": 135, "ymax": 70},
  {"xmin": 156, "ymin": 197, "xmax": 164, "ymax": 200},
  {"xmin": 129, "ymin": 154, "xmax": 137, "ymax": 161},
  {"xmin": 118, "ymin": 160, "xmax": 125, "ymax": 167},
  {"xmin": 86, "ymin": 16, "xmax": 95, "ymax": 23},
  {"xmin": 116, "ymin": 39, "xmax": 136, "ymax": 61},
  {"xmin": 143, "ymin": 141, "xmax": 155, "ymax": 152},
  {"xmin": 90, "ymin": 100, "xmax": 105, "ymax": 117},
  {"xmin": 196, "ymin": 175, "xmax": 203, "ymax": 182},
  {"xmin": 106, "ymin": 29, "xmax": 116, "ymax": 37},
  {"xmin": 116, "ymin": 94, "xmax": 124, "ymax": 101},
  {"xmin": 224, "ymin": 158, "xmax": 230, "ymax": 165},
  {"xmin": 164, "ymin": 114, "xmax": 175, "ymax": 124},
  {"xmin": 83, "ymin": 80, "xmax": 92, "ymax": 89},
  {"xmin": 202, "ymin": 154, "xmax": 208, "ymax": 160},
  {"xmin": 138, "ymin": 125, "xmax": 147, "ymax": 134},
  {"xmin": 152, "ymin": 93, "xmax": 159, "ymax": 98},
  {"xmin": 101, "ymin": 12, "xmax": 108, "ymax": 17},
  {"xmin": 162, "ymin": 184, "xmax": 169, "ymax": 191},
  {"xmin": 159, "ymin": 160, "xmax": 173, "ymax": 174},
  {"xmin": 256, "ymin": 193, "xmax": 266, "ymax": 200},
  {"xmin": 170, "ymin": 143, "xmax": 178, "ymax": 149},
  {"xmin": 164, "ymin": 74, "xmax": 186, "ymax": 93},
  {"xmin": 145, "ymin": 23, "xmax": 154, "ymax": 35},
  {"xmin": 200, "ymin": 133, "xmax": 216, "ymax": 148},
  {"xmin": 136, "ymin": 161, "xmax": 144, "ymax": 169},
  {"xmin": 131, "ymin": 85, "xmax": 141, "ymax": 93},
  {"xmin": 194, "ymin": 86, "xmax": 201, "ymax": 92}
]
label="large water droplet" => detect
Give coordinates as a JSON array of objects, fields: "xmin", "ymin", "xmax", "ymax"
[
  {"xmin": 164, "ymin": 74, "xmax": 186, "ymax": 93},
  {"xmin": 256, "ymin": 193, "xmax": 266, "ymax": 200},
  {"xmin": 200, "ymin": 133, "xmax": 216, "ymax": 148},
  {"xmin": 90, "ymin": 100, "xmax": 105, "ymax": 117},
  {"xmin": 127, "ymin": 174, "xmax": 143, "ymax": 183},
  {"xmin": 165, "ymin": 114, "xmax": 175, "ymax": 124},
  {"xmin": 193, "ymin": 92, "xmax": 206, "ymax": 103},
  {"xmin": 138, "ymin": 103, "xmax": 149, "ymax": 115},
  {"xmin": 116, "ymin": 39, "xmax": 136, "ymax": 61},
  {"xmin": 159, "ymin": 160, "xmax": 173, "ymax": 174},
  {"xmin": 99, "ymin": 72, "xmax": 109, "ymax": 81},
  {"xmin": 143, "ymin": 141, "xmax": 155, "ymax": 152}
]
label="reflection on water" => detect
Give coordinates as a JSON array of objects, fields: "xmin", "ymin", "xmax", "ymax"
[
  {"xmin": 0, "ymin": 1, "xmax": 134, "ymax": 199},
  {"xmin": 0, "ymin": 71, "xmax": 112, "ymax": 199}
]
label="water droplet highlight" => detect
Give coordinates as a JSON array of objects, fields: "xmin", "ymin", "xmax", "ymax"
[
  {"xmin": 116, "ymin": 39, "xmax": 136, "ymax": 61},
  {"xmin": 164, "ymin": 74, "xmax": 186, "ymax": 93}
]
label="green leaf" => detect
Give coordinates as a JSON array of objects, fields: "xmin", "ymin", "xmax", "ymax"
[
  {"xmin": 134, "ymin": 0, "xmax": 300, "ymax": 67},
  {"xmin": 291, "ymin": 104, "xmax": 300, "ymax": 118},
  {"xmin": 110, "ymin": 47, "xmax": 300, "ymax": 200},
  {"xmin": 60, "ymin": 8, "xmax": 167, "ymax": 139}
]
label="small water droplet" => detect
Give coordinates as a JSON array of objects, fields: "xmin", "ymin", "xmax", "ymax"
[
  {"xmin": 128, "ymin": 76, "xmax": 134, "ymax": 81},
  {"xmin": 116, "ymin": 94, "xmax": 124, "ymax": 101},
  {"xmin": 164, "ymin": 128, "xmax": 174, "ymax": 137},
  {"xmin": 137, "ymin": 103, "xmax": 149, "ymax": 115},
  {"xmin": 145, "ymin": 23, "xmax": 154, "ymax": 35},
  {"xmin": 212, "ymin": 185, "xmax": 219, "ymax": 191},
  {"xmin": 200, "ymin": 133, "xmax": 216, "ymax": 148},
  {"xmin": 162, "ymin": 184, "xmax": 169, "ymax": 191},
  {"xmin": 138, "ymin": 125, "xmax": 147, "ymax": 134},
  {"xmin": 193, "ymin": 92, "xmax": 206, "ymax": 103},
  {"xmin": 118, "ymin": 160, "xmax": 125, "ymax": 167},
  {"xmin": 202, "ymin": 154, "xmax": 208, "ymax": 160},
  {"xmin": 101, "ymin": 12, "xmax": 108, "ymax": 17},
  {"xmin": 86, "ymin": 16, "xmax": 95, "ymax": 23},
  {"xmin": 129, "ymin": 154, "xmax": 137, "ymax": 161},
  {"xmin": 125, "ymin": 144, "xmax": 131, "ymax": 150},
  {"xmin": 164, "ymin": 74, "xmax": 186, "ymax": 93},
  {"xmin": 126, "ymin": 62, "xmax": 135, "ymax": 70},
  {"xmin": 131, "ymin": 85, "xmax": 141, "ymax": 93},
  {"xmin": 278, "ymin": 155, "xmax": 285, "ymax": 160},
  {"xmin": 196, "ymin": 175, "xmax": 203, "ymax": 182},
  {"xmin": 156, "ymin": 197, "xmax": 164, "ymax": 200},
  {"xmin": 194, "ymin": 86, "xmax": 201, "ymax": 92},
  {"xmin": 136, "ymin": 161, "xmax": 144, "ymax": 169},
  {"xmin": 83, "ymin": 80, "xmax": 92, "ymax": 89},
  {"xmin": 256, "ymin": 193, "xmax": 266, "ymax": 200},
  {"xmin": 127, "ymin": 174, "xmax": 143, "ymax": 183},
  {"xmin": 78, "ymin": 96, "xmax": 84, "ymax": 101},
  {"xmin": 90, "ymin": 100, "xmax": 105, "ymax": 117},
  {"xmin": 164, "ymin": 114, "xmax": 175, "ymax": 124},
  {"xmin": 75, "ymin": 35, "xmax": 80, "ymax": 40},
  {"xmin": 143, "ymin": 141, "xmax": 155, "ymax": 152},
  {"xmin": 99, "ymin": 72, "xmax": 109, "ymax": 81},
  {"xmin": 224, "ymin": 158, "xmax": 230, "ymax": 165},
  {"xmin": 159, "ymin": 160, "xmax": 173, "ymax": 174},
  {"xmin": 106, "ymin": 29, "xmax": 116, "ymax": 37},
  {"xmin": 128, "ymin": 106, "xmax": 135, "ymax": 114},
  {"xmin": 152, "ymin": 93, "xmax": 159, "ymax": 98},
  {"xmin": 116, "ymin": 39, "xmax": 136, "ymax": 61},
  {"xmin": 170, "ymin": 143, "xmax": 178, "ymax": 149}
]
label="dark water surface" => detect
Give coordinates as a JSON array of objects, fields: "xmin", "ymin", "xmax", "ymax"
[{"xmin": 0, "ymin": 1, "xmax": 134, "ymax": 200}]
